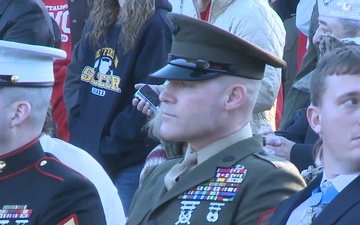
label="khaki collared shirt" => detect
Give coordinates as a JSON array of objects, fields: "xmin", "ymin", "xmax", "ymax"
[{"xmin": 189, "ymin": 123, "xmax": 253, "ymax": 165}]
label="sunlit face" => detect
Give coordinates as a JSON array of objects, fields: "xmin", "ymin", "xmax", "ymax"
[
  {"xmin": 308, "ymin": 75, "xmax": 360, "ymax": 175},
  {"xmin": 158, "ymin": 79, "xmax": 227, "ymax": 150},
  {"xmin": 313, "ymin": 16, "xmax": 350, "ymax": 45}
]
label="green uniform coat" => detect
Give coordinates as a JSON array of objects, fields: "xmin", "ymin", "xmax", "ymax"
[{"xmin": 128, "ymin": 136, "xmax": 306, "ymax": 225}]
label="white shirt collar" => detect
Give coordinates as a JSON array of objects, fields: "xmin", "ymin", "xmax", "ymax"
[{"xmin": 322, "ymin": 171, "xmax": 360, "ymax": 193}]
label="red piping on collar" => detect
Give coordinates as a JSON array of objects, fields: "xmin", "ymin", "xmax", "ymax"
[
  {"xmin": 0, "ymin": 163, "xmax": 35, "ymax": 181},
  {"xmin": 0, "ymin": 137, "xmax": 40, "ymax": 160}
]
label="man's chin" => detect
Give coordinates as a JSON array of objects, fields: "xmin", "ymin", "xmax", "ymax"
[
  {"xmin": 160, "ymin": 131, "xmax": 184, "ymax": 143},
  {"xmin": 161, "ymin": 134, "xmax": 181, "ymax": 143}
]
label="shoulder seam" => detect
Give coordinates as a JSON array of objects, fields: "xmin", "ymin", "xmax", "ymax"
[
  {"xmin": 36, "ymin": 157, "xmax": 64, "ymax": 183},
  {"xmin": 36, "ymin": 157, "xmax": 87, "ymax": 182},
  {"xmin": 47, "ymin": 157, "xmax": 87, "ymax": 180}
]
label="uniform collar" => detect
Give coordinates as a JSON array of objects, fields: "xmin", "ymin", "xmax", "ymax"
[
  {"xmin": 0, "ymin": 138, "xmax": 45, "ymax": 179},
  {"xmin": 195, "ymin": 123, "xmax": 252, "ymax": 165},
  {"xmin": 321, "ymin": 171, "xmax": 360, "ymax": 193}
]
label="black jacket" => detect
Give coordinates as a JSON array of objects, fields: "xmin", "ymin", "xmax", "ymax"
[
  {"xmin": 269, "ymin": 174, "xmax": 360, "ymax": 225},
  {"xmin": 280, "ymin": 2, "xmax": 319, "ymax": 130},
  {"xmin": 68, "ymin": 0, "xmax": 91, "ymax": 48},
  {"xmin": 66, "ymin": 0, "xmax": 172, "ymax": 175},
  {"xmin": 275, "ymin": 108, "xmax": 319, "ymax": 171},
  {"xmin": 0, "ymin": 0, "xmax": 54, "ymax": 46},
  {"xmin": 0, "ymin": 139, "xmax": 106, "ymax": 224},
  {"xmin": 271, "ymin": 0, "xmax": 299, "ymax": 20}
]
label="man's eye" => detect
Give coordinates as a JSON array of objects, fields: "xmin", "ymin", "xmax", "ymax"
[
  {"xmin": 179, "ymin": 81, "xmax": 191, "ymax": 88},
  {"xmin": 321, "ymin": 28, "xmax": 331, "ymax": 35},
  {"xmin": 343, "ymin": 99, "xmax": 359, "ymax": 106}
]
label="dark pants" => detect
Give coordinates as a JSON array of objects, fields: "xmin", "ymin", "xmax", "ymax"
[{"xmin": 113, "ymin": 163, "xmax": 144, "ymax": 216}]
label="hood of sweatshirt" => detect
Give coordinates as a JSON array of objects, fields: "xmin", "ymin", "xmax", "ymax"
[{"xmin": 156, "ymin": 0, "xmax": 172, "ymax": 12}]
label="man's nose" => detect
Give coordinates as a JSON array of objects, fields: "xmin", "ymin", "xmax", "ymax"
[{"xmin": 313, "ymin": 28, "xmax": 321, "ymax": 45}]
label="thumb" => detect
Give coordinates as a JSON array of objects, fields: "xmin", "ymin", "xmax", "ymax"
[
  {"xmin": 134, "ymin": 83, "xmax": 146, "ymax": 90},
  {"xmin": 265, "ymin": 135, "xmax": 282, "ymax": 146},
  {"xmin": 258, "ymin": 125, "xmax": 274, "ymax": 135}
]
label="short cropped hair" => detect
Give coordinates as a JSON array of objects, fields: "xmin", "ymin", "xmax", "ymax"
[
  {"xmin": 42, "ymin": 106, "xmax": 54, "ymax": 135},
  {"xmin": 338, "ymin": 18, "xmax": 360, "ymax": 37},
  {"xmin": 0, "ymin": 87, "xmax": 52, "ymax": 131},
  {"xmin": 236, "ymin": 77, "xmax": 261, "ymax": 114},
  {"xmin": 310, "ymin": 45, "xmax": 360, "ymax": 106}
]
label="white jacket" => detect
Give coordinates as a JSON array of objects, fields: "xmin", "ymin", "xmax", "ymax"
[
  {"xmin": 171, "ymin": 0, "xmax": 285, "ymax": 132},
  {"xmin": 40, "ymin": 134, "xmax": 126, "ymax": 225}
]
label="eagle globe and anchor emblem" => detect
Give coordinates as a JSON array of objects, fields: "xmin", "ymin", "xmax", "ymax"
[{"xmin": 0, "ymin": 161, "xmax": 6, "ymax": 172}]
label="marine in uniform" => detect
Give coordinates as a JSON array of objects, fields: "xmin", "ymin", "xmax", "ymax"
[
  {"xmin": 0, "ymin": 40, "xmax": 106, "ymax": 225},
  {"xmin": 127, "ymin": 13, "xmax": 306, "ymax": 225}
]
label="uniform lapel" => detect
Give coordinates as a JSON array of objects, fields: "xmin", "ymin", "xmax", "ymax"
[
  {"xmin": 153, "ymin": 136, "xmax": 263, "ymax": 208},
  {"xmin": 270, "ymin": 175, "xmax": 322, "ymax": 225},
  {"xmin": 313, "ymin": 175, "xmax": 360, "ymax": 225},
  {"xmin": 128, "ymin": 160, "xmax": 177, "ymax": 225}
]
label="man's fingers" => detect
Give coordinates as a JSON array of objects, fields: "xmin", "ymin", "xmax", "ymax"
[
  {"xmin": 134, "ymin": 83, "xmax": 145, "ymax": 90},
  {"xmin": 136, "ymin": 100, "xmax": 146, "ymax": 111},
  {"xmin": 133, "ymin": 97, "xmax": 154, "ymax": 116},
  {"xmin": 265, "ymin": 135, "xmax": 282, "ymax": 146},
  {"xmin": 259, "ymin": 126, "xmax": 273, "ymax": 135},
  {"xmin": 136, "ymin": 100, "xmax": 152, "ymax": 115},
  {"xmin": 132, "ymin": 97, "xmax": 140, "ymax": 107},
  {"xmin": 146, "ymin": 109, "xmax": 153, "ymax": 116}
]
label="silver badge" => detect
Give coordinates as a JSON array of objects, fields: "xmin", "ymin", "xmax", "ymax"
[
  {"xmin": 206, "ymin": 203, "xmax": 225, "ymax": 223},
  {"xmin": 175, "ymin": 201, "xmax": 200, "ymax": 225},
  {"xmin": 15, "ymin": 220, "xmax": 29, "ymax": 225}
]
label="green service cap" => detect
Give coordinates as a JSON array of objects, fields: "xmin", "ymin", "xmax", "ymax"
[{"xmin": 151, "ymin": 13, "xmax": 286, "ymax": 81}]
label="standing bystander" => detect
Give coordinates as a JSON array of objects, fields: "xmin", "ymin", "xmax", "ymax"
[
  {"xmin": 43, "ymin": 0, "xmax": 91, "ymax": 141},
  {"xmin": 65, "ymin": 0, "xmax": 172, "ymax": 215}
]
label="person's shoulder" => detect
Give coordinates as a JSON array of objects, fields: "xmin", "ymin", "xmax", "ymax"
[
  {"xmin": 0, "ymin": 0, "xmax": 36, "ymax": 14},
  {"xmin": 8, "ymin": 0, "xmax": 42, "ymax": 10},
  {"xmin": 225, "ymin": 0, "xmax": 273, "ymax": 14},
  {"xmin": 145, "ymin": 155, "xmax": 182, "ymax": 178},
  {"xmin": 146, "ymin": 2, "xmax": 172, "ymax": 27},
  {"xmin": 253, "ymin": 151, "xmax": 293, "ymax": 167},
  {"xmin": 42, "ymin": 135, "xmax": 93, "ymax": 160},
  {"xmin": 155, "ymin": 156, "xmax": 182, "ymax": 171},
  {"xmin": 252, "ymin": 151, "xmax": 300, "ymax": 173},
  {"xmin": 41, "ymin": 135, "xmax": 111, "ymax": 184},
  {"xmin": 36, "ymin": 155, "xmax": 89, "ymax": 185},
  {"xmin": 224, "ymin": 0, "xmax": 282, "ymax": 26},
  {"xmin": 32, "ymin": 156, "xmax": 106, "ymax": 225},
  {"xmin": 243, "ymin": 151, "xmax": 306, "ymax": 188}
]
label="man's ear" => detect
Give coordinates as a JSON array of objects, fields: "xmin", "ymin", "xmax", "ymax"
[
  {"xmin": 10, "ymin": 101, "xmax": 31, "ymax": 128},
  {"xmin": 307, "ymin": 103, "xmax": 322, "ymax": 135},
  {"xmin": 224, "ymin": 84, "xmax": 247, "ymax": 110}
]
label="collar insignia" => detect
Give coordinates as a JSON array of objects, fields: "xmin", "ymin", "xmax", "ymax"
[{"xmin": 0, "ymin": 161, "xmax": 6, "ymax": 172}]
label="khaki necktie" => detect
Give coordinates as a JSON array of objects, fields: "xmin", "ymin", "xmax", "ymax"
[{"xmin": 164, "ymin": 149, "xmax": 197, "ymax": 190}]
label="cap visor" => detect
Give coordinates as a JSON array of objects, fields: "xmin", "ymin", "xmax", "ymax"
[{"xmin": 151, "ymin": 64, "xmax": 222, "ymax": 81}]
